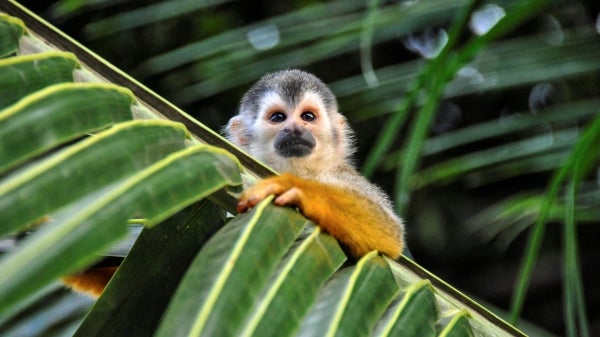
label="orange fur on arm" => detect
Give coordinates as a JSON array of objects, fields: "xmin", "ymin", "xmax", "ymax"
[
  {"xmin": 61, "ymin": 266, "xmax": 118, "ymax": 298},
  {"xmin": 237, "ymin": 173, "xmax": 403, "ymax": 259}
]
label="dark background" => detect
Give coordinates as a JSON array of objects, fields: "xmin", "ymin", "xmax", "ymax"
[{"xmin": 15, "ymin": 1, "xmax": 600, "ymax": 335}]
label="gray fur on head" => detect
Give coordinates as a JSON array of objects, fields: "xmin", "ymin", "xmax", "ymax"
[{"xmin": 239, "ymin": 69, "xmax": 338, "ymax": 119}]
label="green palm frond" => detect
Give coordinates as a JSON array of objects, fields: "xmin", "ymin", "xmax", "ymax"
[
  {"xmin": 0, "ymin": 3, "xmax": 530, "ymax": 337},
  {"xmin": 2, "ymin": 0, "xmax": 598, "ymax": 336}
]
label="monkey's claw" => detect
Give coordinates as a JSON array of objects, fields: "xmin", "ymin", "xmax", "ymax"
[
  {"xmin": 236, "ymin": 197, "xmax": 258, "ymax": 213},
  {"xmin": 236, "ymin": 184, "xmax": 274, "ymax": 213}
]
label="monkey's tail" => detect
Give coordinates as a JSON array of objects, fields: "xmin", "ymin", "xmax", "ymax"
[{"xmin": 61, "ymin": 266, "xmax": 118, "ymax": 298}]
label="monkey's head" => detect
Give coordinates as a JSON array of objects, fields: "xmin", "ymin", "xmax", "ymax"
[{"xmin": 226, "ymin": 69, "xmax": 355, "ymax": 174}]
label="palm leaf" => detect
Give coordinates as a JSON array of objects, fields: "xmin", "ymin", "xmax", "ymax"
[
  {"xmin": 296, "ymin": 252, "xmax": 399, "ymax": 337},
  {"xmin": 0, "ymin": 120, "xmax": 189, "ymax": 235},
  {"xmin": 0, "ymin": 83, "xmax": 135, "ymax": 173},
  {"xmin": 242, "ymin": 227, "xmax": 346, "ymax": 337},
  {"xmin": 374, "ymin": 280, "xmax": 439, "ymax": 337},
  {"xmin": 0, "ymin": 142, "xmax": 242, "ymax": 321},
  {"xmin": 0, "ymin": 52, "xmax": 78, "ymax": 108},
  {"xmin": 0, "ymin": 13, "xmax": 24, "ymax": 57},
  {"xmin": 74, "ymin": 200, "xmax": 227, "ymax": 337},
  {"xmin": 41, "ymin": 1, "xmax": 600, "ymax": 336},
  {"xmin": 0, "ymin": 2, "xmax": 571, "ymax": 336},
  {"xmin": 155, "ymin": 200, "xmax": 311, "ymax": 337}
]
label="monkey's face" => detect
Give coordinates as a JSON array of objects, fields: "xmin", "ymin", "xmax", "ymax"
[
  {"xmin": 227, "ymin": 70, "xmax": 353, "ymax": 174},
  {"xmin": 250, "ymin": 91, "xmax": 340, "ymax": 170}
]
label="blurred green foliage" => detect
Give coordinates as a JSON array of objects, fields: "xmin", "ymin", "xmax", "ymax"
[{"xmin": 9, "ymin": 0, "xmax": 600, "ymax": 336}]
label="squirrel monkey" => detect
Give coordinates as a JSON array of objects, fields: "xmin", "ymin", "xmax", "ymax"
[
  {"xmin": 63, "ymin": 69, "xmax": 404, "ymax": 297},
  {"xmin": 226, "ymin": 69, "xmax": 404, "ymax": 259}
]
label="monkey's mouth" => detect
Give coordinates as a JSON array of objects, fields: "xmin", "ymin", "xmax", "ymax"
[{"xmin": 275, "ymin": 135, "xmax": 315, "ymax": 158}]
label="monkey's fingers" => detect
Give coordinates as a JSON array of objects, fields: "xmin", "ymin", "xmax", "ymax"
[
  {"xmin": 236, "ymin": 197, "xmax": 259, "ymax": 213},
  {"xmin": 236, "ymin": 191, "xmax": 264, "ymax": 213},
  {"xmin": 236, "ymin": 179, "xmax": 287, "ymax": 213},
  {"xmin": 273, "ymin": 187, "xmax": 303, "ymax": 208}
]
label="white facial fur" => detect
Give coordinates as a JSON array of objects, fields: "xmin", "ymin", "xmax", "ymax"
[
  {"xmin": 226, "ymin": 70, "xmax": 356, "ymax": 178},
  {"xmin": 247, "ymin": 90, "xmax": 343, "ymax": 174}
]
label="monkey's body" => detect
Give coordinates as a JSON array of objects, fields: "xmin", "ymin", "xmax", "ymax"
[
  {"xmin": 63, "ymin": 69, "xmax": 404, "ymax": 297},
  {"xmin": 228, "ymin": 69, "xmax": 404, "ymax": 259}
]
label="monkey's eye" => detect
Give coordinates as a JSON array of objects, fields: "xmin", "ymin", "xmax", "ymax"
[
  {"xmin": 301, "ymin": 111, "xmax": 316, "ymax": 122},
  {"xmin": 269, "ymin": 112, "xmax": 287, "ymax": 123}
]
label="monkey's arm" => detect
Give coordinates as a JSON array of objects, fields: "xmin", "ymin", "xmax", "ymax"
[
  {"xmin": 237, "ymin": 173, "xmax": 404, "ymax": 259},
  {"xmin": 62, "ymin": 173, "xmax": 403, "ymax": 298}
]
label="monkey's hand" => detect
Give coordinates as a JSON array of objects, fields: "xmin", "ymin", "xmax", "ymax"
[{"xmin": 237, "ymin": 173, "xmax": 403, "ymax": 259}]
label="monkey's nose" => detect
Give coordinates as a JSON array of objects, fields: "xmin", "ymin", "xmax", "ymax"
[{"xmin": 284, "ymin": 125, "xmax": 304, "ymax": 136}]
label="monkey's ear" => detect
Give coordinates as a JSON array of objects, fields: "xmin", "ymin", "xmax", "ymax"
[
  {"xmin": 226, "ymin": 116, "xmax": 250, "ymax": 147},
  {"xmin": 333, "ymin": 113, "xmax": 349, "ymax": 132},
  {"xmin": 332, "ymin": 112, "xmax": 356, "ymax": 156},
  {"xmin": 337, "ymin": 114, "xmax": 346, "ymax": 126}
]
